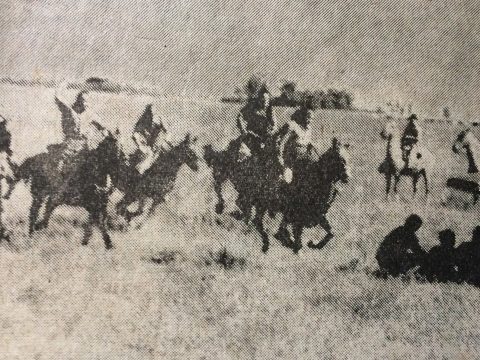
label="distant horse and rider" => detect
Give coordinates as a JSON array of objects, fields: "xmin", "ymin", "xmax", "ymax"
[
  {"xmin": 444, "ymin": 127, "xmax": 480, "ymax": 204},
  {"xmin": 378, "ymin": 114, "xmax": 432, "ymax": 197},
  {"xmin": 204, "ymin": 87, "xmax": 352, "ymax": 253}
]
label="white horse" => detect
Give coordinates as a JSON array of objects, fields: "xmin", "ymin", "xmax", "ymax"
[
  {"xmin": 379, "ymin": 119, "xmax": 431, "ymax": 197},
  {"xmin": 446, "ymin": 128, "xmax": 480, "ymax": 204}
]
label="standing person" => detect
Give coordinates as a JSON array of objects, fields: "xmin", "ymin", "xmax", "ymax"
[
  {"xmin": 376, "ymin": 214, "xmax": 427, "ymax": 277},
  {"xmin": 401, "ymin": 114, "xmax": 423, "ymax": 166},
  {"xmin": 132, "ymin": 104, "xmax": 172, "ymax": 175},
  {"xmin": 234, "ymin": 85, "xmax": 277, "ymax": 161},
  {"xmin": 455, "ymin": 226, "xmax": 480, "ymax": 285}
]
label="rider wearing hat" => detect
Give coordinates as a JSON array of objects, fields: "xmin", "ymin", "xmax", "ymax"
[
  {"xmin": 401, "ymin": 114, "xmax": 423, "ymax": 166},
  {"xmin": 235, "ymin": 85, "xmax": 277, "ymax": 161},
  {"xmin": 132, "ymin": 104, "xmax": 172, "ymax": 174}
]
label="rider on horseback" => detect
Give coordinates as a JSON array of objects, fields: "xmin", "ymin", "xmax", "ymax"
[
  {"xmin": 401, "ymin": 114, "xmax": 423, "ymax": 167},
  {"xmin": 0, "ymin": 115, "xmax": 16, "ymax": 198},
  {"xmin": 53, "ymin": 90, "xmax": 105, "ymax": 172},
  {"xmin": 277, "ymin": 96, "xmax": 317, "ymax": 182},
  {"xmin": 132, "ymin": 104, "xmax": 172, "ymax": 175},
  {"xmin": 234, "ymin": 85, "xmax": 277, "ymax": 162}
]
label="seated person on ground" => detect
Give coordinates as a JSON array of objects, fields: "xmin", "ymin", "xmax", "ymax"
[
  {"xmin": 455, "ymin": 226, "xmax": 480, "ymax": 285},
  {"xmin": 419, "ymin": 229, "xmax": 458, "ymax": 282},
  {"xmin": 376, "ymin": 214, "xmax": 427, "ymax": 277}
]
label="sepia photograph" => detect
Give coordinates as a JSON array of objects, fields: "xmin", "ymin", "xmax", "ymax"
[{"xmin": 0, "ymin": 0, "xmax": 479, "ymax": 359}]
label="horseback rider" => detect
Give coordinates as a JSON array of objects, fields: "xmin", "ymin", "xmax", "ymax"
[
  {"xmin": 234, "ymin": 85, "xmax": 277, "ymax": 162},
  {"xmin": 401, "ymin": 114, "xmax": 423, "ymax": 166},
  {"xmin": 132, "ymin": 104, "xmax": 172, "ymax": 175},
  {"xmin": 0, "ymin": 115, "xmax": 16, "ymax": 199},
  {"xmin": 277, "ymin": 96, "xmax": 318, "ymax": 182},
  {"xmin": 53, "ymin": 90, "xmax": 106, "ymax": 172}
]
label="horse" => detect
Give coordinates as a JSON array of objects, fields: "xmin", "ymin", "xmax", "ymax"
[
  {"xmin": 378, "ymin": 119, "xmax": 430, "ymax": 197},
  {"xmin": 446, "ymin": 128, "xmax": 480, "ymax": 204},
  {"xmin": 274, "ymin": 138, "xmax": 352, "ymax": 253},
  {"xmin": 115, "ymin": 133, "xmax": 200, "ymax": 223},
  {"xmin": 204, "ymin": 133, "xmax": 288, "ymax": 252},
  {"xmin": 14, "ymin": 132, "xmax": 122, "ymax": 249}
]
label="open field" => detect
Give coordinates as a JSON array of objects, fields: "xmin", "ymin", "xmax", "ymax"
[{"xmin": 0, "ymin": 84, "xmax": 479, "ymax": 359}]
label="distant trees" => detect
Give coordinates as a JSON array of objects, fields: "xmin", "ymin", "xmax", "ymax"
[
  {"xmin": 274, "ymin": 81, "xmax": 353, "ymax": 110},
  {"xmin": 222, "ymin": 74, "xmax": 354, "ymax": 110}
]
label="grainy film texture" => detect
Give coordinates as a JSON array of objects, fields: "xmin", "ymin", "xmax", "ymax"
[{"xmin": 0, "ymin": 1, "xmax": 479, "ymax": 359}]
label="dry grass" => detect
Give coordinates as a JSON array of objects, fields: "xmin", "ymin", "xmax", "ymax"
[{"xmin": 0, "ymin": 85, "xmax": 479, "ymax": 359}]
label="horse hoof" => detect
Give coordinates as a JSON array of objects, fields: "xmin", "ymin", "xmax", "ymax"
[
  {"xmin": 230, "ymin": 210, "xmax": 243, "ymax": 221},
  {"xmin": 215, "ymin": 203, "xmax": 225, "ymax": 215},
  {"xmin": 262, "ymin": 243, "xmax": 269, "ymax": 253}
]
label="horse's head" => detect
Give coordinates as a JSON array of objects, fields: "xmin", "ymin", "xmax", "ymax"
[
  {"xmin": 322, "ymin": 138, "xmax": 352, "ymax": 184},
  {"xmin": 453, "ymin": 129, "xmax": 471, "ymax": 154},
  {"xmin": 175, "ymin": 133, "xmax": 199, "ymax": 171},
  {"xmin": 381, "ymin": 119, "xmax": 399, "ymax": 140}
]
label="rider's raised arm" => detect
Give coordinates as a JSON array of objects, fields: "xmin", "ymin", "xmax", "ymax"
[{"xmin": 55, "ymin": 96, "xmax": 81, "ymax": 139}]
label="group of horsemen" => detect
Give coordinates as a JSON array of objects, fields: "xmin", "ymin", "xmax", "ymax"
[{"xmin": 0, "ymin": 84, "xmax": 423, "ymax": 190}]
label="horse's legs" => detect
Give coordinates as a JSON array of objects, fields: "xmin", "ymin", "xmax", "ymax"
[
  {"xmin": 291, "ymin": 223, "xmax": 304, "ymax": 254},
  {"xmin": 421, "ymin": 169, "xmax": 429, "ymax": 196},
  {"xmin": 82, "ymin": 212, "xmax": 94, "ymax": 246},
  {"xmin": 308, "ymin": 215, "xmax": 334, "ymax": 250},
  {"xmin": 412, "ymin": 173, "xmax": 419, "ymax": 195},
  {"xmin": 385, "ymin": 174, "xmax": 392, "ymax": 197},
  {"xmin": 29, "ymin": 195, "xmax": 43, "ymax": 236},
  {"xmin": 36, "ymin": 196, "xmax": 56, "ymax": 230},
  {"xmin": 97, "ymin": 209, "xmax": 113, "ymax": 250},
  {"xmin": 252, "ymin": 207, "xmax": 269, "ymax": 253},
  {"xmin": 232, "ymin": 193, "xmax": 252, "ymax": 223},
  {"xmin": 213, "ymin": 170, "xmax": 227, "ymax": 214},
  {"xmin": 274, "ymin": 217, "xmax": 292, "ymax": 247}
]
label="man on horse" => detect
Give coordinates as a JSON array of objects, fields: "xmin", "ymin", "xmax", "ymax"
[
  {"xmin": 401, "ymin": 114, "xmax": 423, "ymax": 167},
  {"xmin": 0, "ymin": 115, "xmax": 16, "ymax": 199},
  {"xmin": 131, "ymin": 104, "xmax": 172, "ymax": 175},
  {"xmin": 233, "ymin": 85, "xmax": 277, "ymax": 163},
  {"xmin": 53, "ymin": 90, "xmax": 106, "ymax": 172},
  {"xmin": 277, "ymin": 97, "xmax": 318, "ymax": 182}
]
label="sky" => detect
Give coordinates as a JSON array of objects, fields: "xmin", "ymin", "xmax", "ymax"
[{"xmin": 0, "ymin": 0, "xmax": 479, "ymax": 119}]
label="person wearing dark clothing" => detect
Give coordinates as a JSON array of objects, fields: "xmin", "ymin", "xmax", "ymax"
[
  {"xmin": 0, "ymin": 117, "xmax": 12, "ymax": 156},
  {"xmin": 401, "ymin": 114, "xmax": 423, "ymax": 165},
  {"xmin": 376, "ymin": 214, "xmax": 427, "ymax": 277},
  {"xmin": 455, "ymin": 226, "xmax": 480, "ymax": 285},
  {"xmin": 419, "ymin": 229, "xmax": 458, "ymax": 282},
  {"xmin": 0, "ymin": 115, "xmax": 17, "ymax": 199}
]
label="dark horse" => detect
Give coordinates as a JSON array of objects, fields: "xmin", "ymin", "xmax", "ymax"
[
  {"xmin": 205, "ymin": 137, "xmax": 351, "ymax": 253},
  {"xmin": 275, "ymin": 138, "xmax": 351, "ymax": 253},
  {"xmin": 204, "ymin": 134, "xmax": 289, "ymax": 252},
  {"xmin": 14, "ymin": 133, "xmax": 121, "ymax": 249},
  {"xmin": 115, "ymin": 133, "xmax": 199, "ymax": 223}
]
